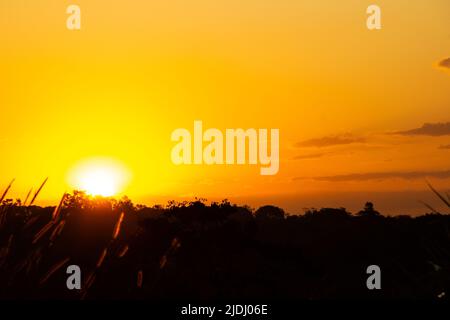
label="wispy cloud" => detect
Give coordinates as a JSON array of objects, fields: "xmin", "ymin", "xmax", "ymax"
[
  {"xmin": 295, "ymin": 170, "xmax": 450, "ymax": 182},
  {"xmin": 394, "ymin": 122, "xmax": 450, "ymax": 136},
  {"xmin": 295, "ymin": 133, "xmax": 365, "ymax": 148},
  {"xmin": 293, "ymin": 152, "xmax": 327, "ymax": 160},
  {"xmin": 438, "ymin": 57, "xmax": 450, "ymax": 69}
]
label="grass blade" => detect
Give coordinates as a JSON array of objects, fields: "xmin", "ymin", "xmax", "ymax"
[
  {"xmin": 52, "ymin": 193, "xmax": 66, "ymax": 220},
  {"xmin": 23, "ymin": 188, "xmax": 33, "ymax": 206},
  {"xmin": 117, "ymin": 245, "xmax": 129, "ymax": 258},
  {"xmin": 96, "ymin": 248, "xmax": 108, "ymax": 268},
  {"xmin": 112, "ymin": 212, "xmax": 124, "ymax": 240},
  {"xmin": 137, "ymin": 270, "xmax": 143, "ymax": 288},
  {"xmin": 419, "ymin": 200, "xmax": 440, "ymax": 214},
  {"xmin": 39, "ymin": 257, "xmax": 70, "ymax": 286},
  {"xmin": 32, "ymin": 221, "xmax": 55, "ymax": 244},
  {"xmin": 0, "ymin": 179, "xmax": 15, "ymax": 203},
  {"xmin": 29, "ymin": 178, "xmax": 48, "ymax": 206},
  {"xmin": 427, "ymin": 181, "xmax": 450, "ymax": 208}
]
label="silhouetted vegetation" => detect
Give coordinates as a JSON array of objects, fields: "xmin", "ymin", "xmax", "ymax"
[{"xmin": 0, "ymin": 187, "xmax": 449, "ymax": 300}]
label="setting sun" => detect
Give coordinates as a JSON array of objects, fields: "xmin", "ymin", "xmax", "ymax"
[{"xmin": 68, "ymin": 158, "xmax": 131, "ymax": 197}]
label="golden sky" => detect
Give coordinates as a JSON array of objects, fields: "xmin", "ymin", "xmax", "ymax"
[{"xmin": 1, "ymin": 1, "xmax": 449, "ymax": 214}]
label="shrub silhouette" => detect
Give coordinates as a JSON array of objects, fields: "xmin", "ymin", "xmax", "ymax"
[
  {"xmin": 255, "ymin": 205, "xmax": 285, "ymax": 219},
  {"xmin": 357, "ymin": 202, "xmax": 381, "ymax": 217}
]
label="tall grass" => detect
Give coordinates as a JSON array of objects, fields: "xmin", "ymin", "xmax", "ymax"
[
  {"xmin": 39, "ymin": 257, "xmax": 70, "ymax": 286},
  {"xmin": 1, "ymin": 179, "xmax": 447, "ymax": 300},
  {"xmin": 29, "ymin": 177, "xmax": 48, "ymax": 206},
  {"xmin": 81, "ymin": 211, "xmax": 126, "ymax": 299},
  {"xmin": 421, "ymin": 181, "xmax": 450, "ymax": 214},
  {"xmin": 0, "ymin": 179, "xmax": 15, "ymax": 204},
  {"xmin": 427, "ymin": 181, "xmax": 450, "ymax": 209},
  {"xmin": 23, "ymin": 188, "xmax": 32, "ymax": 206}
]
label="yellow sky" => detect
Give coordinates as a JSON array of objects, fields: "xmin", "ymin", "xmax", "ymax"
[{"xmin": 1, "ymin": 1, "xmax": 450, "ymax": 214}]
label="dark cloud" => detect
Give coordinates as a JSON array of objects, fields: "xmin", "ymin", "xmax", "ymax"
[
  {"xmin": 295, "ymin": 170, "xmax": 450, "ymax": 182},
  {"xmin": 438, "ymin": 57, "xmax": 450, "ymax": 69},
  {"xmin": 394, "ymin": 122, "xmax": 450, "ymax": 136},
  {"xmin": 296, "ymin": 134, "xmax": 365, "ymax": 148},
  {"xmin": 293, "ymin": 152, "xmax": 327, "ymax": 160},
  {"xmin": 439, "ymin": 144, "xmax": 450, "ymax": 150}
]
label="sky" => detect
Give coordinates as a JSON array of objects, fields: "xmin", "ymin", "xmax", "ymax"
[{"xmin": 1, "ymin": 0, "xmax": 450, "ymax": 214}]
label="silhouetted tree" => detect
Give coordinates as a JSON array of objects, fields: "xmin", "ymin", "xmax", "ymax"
[
  {"xmin": 255, "ymin": 205, "xmax": 285, "ymax": 219},
  {"xmin": 63, "ymin": 190, "xmax": 90, "ymax": 209},
  {"xmin": 2, "ymin": 194, "xmax": 450, "ymax": 300},
  {"xmin": 115, "ymin": 196, "xmax": 135, "ymax": 213},
  {"xmin": 357, "ymin": 202, "xmax": 381, "ymax": 217}
]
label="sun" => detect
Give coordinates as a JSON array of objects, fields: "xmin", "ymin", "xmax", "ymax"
[{"xmin": 68, "ymin": 158, "xmax": 131, "ymax": 197}]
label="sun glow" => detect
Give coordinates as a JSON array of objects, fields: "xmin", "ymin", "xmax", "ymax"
[{"xmin": 68, "ymin": 158, "xmax": 131, "ymax": 197}]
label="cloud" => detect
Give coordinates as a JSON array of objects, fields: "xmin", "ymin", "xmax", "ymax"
[
  {"xmin": 439, "ymin": 144, "xmax": 450, "ymax": 150},
  {"xmin": 438, "ymin": 57, "xmax": 450, "ymax": 69},
  {"xmin": 394, "ymin": 122, "xmax": 450, "ymax": 136},
  {"xmin": 293, "ymin": 152, "xmax": 327, "ymax": 160},
  {"xmin": 295, "ymin": 170, "xmax": 450, "ymax": 182},
  {"xmin": 296, "ymin": 134, "xmax": 365, "ymax": 148}
]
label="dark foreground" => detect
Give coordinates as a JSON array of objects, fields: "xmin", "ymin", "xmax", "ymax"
[{"xmin": 0, "ymin": 192, "xmax": 449, "ymax": 300}]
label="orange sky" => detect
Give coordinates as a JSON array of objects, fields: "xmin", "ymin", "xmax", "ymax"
[{"xmin": 1, "ymin": 1, "xmax": 450, "ymax": 214}]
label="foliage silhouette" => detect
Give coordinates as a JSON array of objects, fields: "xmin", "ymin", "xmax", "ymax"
[{"xmin": 0, "ymin": 190, "xmax": 449, "ymax": 300}]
